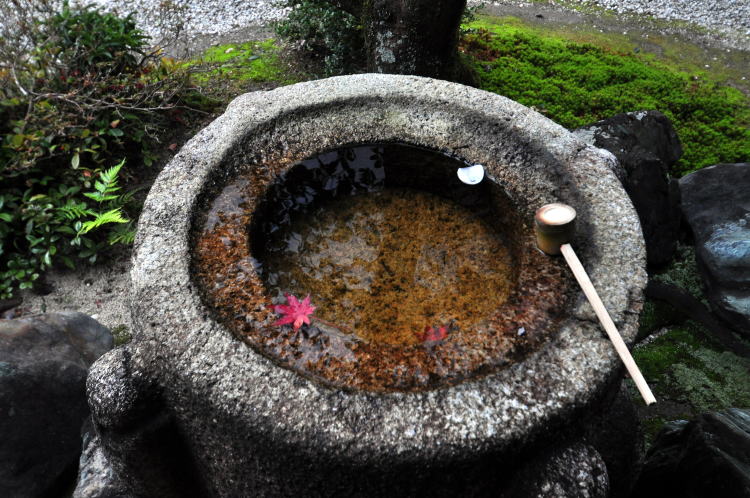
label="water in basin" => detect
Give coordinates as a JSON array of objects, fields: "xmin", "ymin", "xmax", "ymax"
[{"xmin": 193, "ymin": 143, "xmax": 570, "ymax": 391}]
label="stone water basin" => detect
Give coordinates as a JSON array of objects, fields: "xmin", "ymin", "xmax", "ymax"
[{"xmin": 87, "ymin": 74, "xmax": 647, "ymax": 497}]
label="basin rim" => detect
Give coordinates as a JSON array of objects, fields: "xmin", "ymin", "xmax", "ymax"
[{"xmin": 128, "ymin": 74, "xmax": 646, "ymax": 463}]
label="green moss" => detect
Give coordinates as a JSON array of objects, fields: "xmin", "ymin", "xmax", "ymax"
[
  {"xmin": 110, "ymin": 323, "xmax": 131, "ymax": 346},
  {"xmin": 189, "ymin": 40, "xmax": 297, "ymax": 87},
  {"xmin": 462, "ymin": 19, "xmax": 750, "ymax": 176},
  {"xmin": 631, "ymin": 322, "xmax": 750, "ymax": 410},
  {"xmin": 652, "ymin": 244, "xmax": 705, "ymax": 299},
  {"xmin": 629, "ymin": 321, "xmax": 750, "ymax": 449},
  {"xmin": 671, "ymin": 349, "xmax": 750, "ymax": 412},
  {"xmin": 634, "ymin": 324, "xmax": 708, "ymax": 379}
]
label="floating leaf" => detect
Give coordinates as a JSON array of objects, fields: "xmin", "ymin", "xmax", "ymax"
[
  {"xmin": 273, "ymin": 293, "xmax": 316, "ymax": 330},
  {"xmin": 417, "ymin": 325, "xmax": 448, "ymax": 343}
]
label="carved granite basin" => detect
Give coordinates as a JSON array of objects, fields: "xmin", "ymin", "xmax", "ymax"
[{"xmin": 87, "ymin": 74, "xmax": 646, "ymax": 497}]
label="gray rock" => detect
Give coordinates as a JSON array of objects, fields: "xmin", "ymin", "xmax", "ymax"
[
  {"xmin": 73, "ymin": 419, "xmax": 131, "ymax": 498},
  {"xmin": 0, "ymin": 312, "xmax": 113, "ymax": 498},
  {"xmin": 506, "ymin": 443, "xmax": 609, "ymax": 498},
  {"xmin": 633, "ymin": 408, "xmax": 750, "ymax": 498},
  {"xmin": 679, "ymin": 163, "xmax": 750, "ymax": 335},
  {"xmin": 89, "ymin": 74, "xmax": 646, "ymax": 496},
  {"xmin": 572, "ymin": 110, "xmax": 682, "ymax": 267}
]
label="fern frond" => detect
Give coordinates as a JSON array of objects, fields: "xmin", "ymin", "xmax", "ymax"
[
  {"xmin": 87, "ymin": 159, "xmax": 125, "ymax": 203},
  {"xmin": 99, "ymin": 159, "xmax": 125, "ymax": 190},
  {"xmin": 58, "ymin": 200, "xmax": 92, "ymax": 220},
  {"xmin": 108, "ymin": 222, "xmax": 136, "ymax": 245},
  {"xmin": 78, "ymin": 208, "xmax": 129, "ymax": 235},
  {"xmin": 84, "ymin": 192, "xmax": 119, "ymax": 202}
]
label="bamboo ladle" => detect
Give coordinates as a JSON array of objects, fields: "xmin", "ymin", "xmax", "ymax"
[{"xmin": 534, "ymin": 203, "xmax": 656, "ymax": 405}]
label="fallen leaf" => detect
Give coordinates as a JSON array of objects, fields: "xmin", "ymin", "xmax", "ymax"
[
  {"xmin": 417, "ymin": 325, "xmax": 448, "ymax": 343},
  {"xmin": 273, "ymin": 293, "xmax": 316, "ymax": 330}
]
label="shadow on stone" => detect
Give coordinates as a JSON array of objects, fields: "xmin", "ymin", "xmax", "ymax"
[
  {"xmin": 680, "ymin": 163, "xmax": 750, "ymax": 338},
  {"xmin": 0, "ymin": 312, "xmax": 112, "ymax": 498},
  {"xmin": 633, "ymin": 408, "xmax": 750, "ymax": 498}
]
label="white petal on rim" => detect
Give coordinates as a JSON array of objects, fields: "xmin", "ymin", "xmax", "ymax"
[{"xmin": 457, "ymin": 164, "xmax": 485, "ymax": 185}]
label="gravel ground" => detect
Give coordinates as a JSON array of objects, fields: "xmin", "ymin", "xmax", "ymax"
[
  {"xmin": 67, "ymin": 0, "xmax": 749, "ymax": 49},
  {"xmin": 479, "ymin": 1, "xmax": 750, "ymax": 50},
  {"xmin": 80, "ymin": 0, "xmax": 289, "ymax": 45},
  {"xmin": 558, "ymin": 0, "xmax": 750, "ymax": 36}
]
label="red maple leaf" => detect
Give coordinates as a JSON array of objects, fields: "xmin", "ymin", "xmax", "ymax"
[
  {"xmin": 273, "ymin": 293, "xmax": 316, "ymax": 330},
  {"xmin": 417, "ymin": 325, "xmax": 448, "ymax": 343}
]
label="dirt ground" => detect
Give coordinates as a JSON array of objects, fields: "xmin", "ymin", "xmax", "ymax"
[{"xmin": 18, "ymin": 248, "xmax": 132, "ymax": 333}]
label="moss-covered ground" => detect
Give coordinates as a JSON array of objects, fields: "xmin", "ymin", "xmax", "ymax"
[
  {"xmin": 461, "ymin": 16, "xmax": 750, "ymax": 176},
  {"xmin": 186, "ymin": 40, "xmax": 299, "ymax": 100},
  {"xmin": 629, "ymin": 323, "xmax": 750, "ymax": 446},
  {"xmin": 185, "ymin": 17, "xmax": 749, "ymax": 179},
  {"xmin": 630, "ymin": 246, "xmax": 750, "ymax": 447}
]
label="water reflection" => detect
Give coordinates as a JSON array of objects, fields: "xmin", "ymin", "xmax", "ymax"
[
  {"xmin": 193, "ymin": 143, "xmax": 569, "ymax": 391},
  {"xmin": 252, "ymin": 146, "xmax": 517, "ymax": 345}
]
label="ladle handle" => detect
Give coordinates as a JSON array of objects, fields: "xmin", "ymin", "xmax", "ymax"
[{"xmin": 560, "ymin": 243, "xmax": 656, "ymax": 405}]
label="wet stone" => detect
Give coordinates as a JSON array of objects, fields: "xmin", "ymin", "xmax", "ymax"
[{"xmin": 192, "ymin": 143, "xmax": 572, "ymax": 392}]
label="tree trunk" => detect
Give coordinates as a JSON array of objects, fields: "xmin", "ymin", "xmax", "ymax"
[{"xmin": 328, "ymin": 0, "xmax": 473, "ymax": 82}]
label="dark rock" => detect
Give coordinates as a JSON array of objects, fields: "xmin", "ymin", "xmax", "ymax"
[
  {"xmin": 680, "ymin": 163, "xmax": 750, "ymax": 335},
  {"xmin": 506, "ymin": 443, "xmax": 609, "ymax": 497},
  {"xmin": 573, "ymin": 110, "xmax": 682, "ymax": 267},
  {"xmin": 586, "ymin": 383, "xmax": 643, "ymax": 498},
  {"xmin": 73, "ymin": 419, "xmax": 131, "ymax": 498},
  {"xmin": 645, "ymin": 280, "xmax": 750, "ymax": 356},
  {"xmin": 633, "ymin": 408, "xmax": 750, "ymax": 498},
  {"xmin": 0, "ymin": 312, "xmax": 113, "ymax": 498}
]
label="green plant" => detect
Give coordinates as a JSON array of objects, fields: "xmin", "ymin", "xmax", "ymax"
[
  {"xmin": 273, "ymin": 0, "xmax": 364, "ymax": 76},
  {"xmin": 0, "ymin": 0, "xmax": 195, "ymax": 298},
  {"xmin": 40, "ymin": 1, "xmax": 148, "ymax": 74},
  {"xmin": 187, "ymin": 40, "xmax": 297, "ymax": 97},
  {"xmin": 274, "ymin": 1, "xmax": 488, "ymax": 77},
  {"xmin": 0, "ymin": 161, "xmax": 135, "ymax": 299},
  {"xmin": 0, "ymin": 0, "xmax": 195, "ymax": 173},
  {"xmin": 461, "ymin": 22, "xmax": 750, "ymax": 175},
  {"xmin": 461, "ymin": 1, "xmax": 486, "ymax": 31},
  {"xmin": 111, "ymin": 323, "xmax": 132, "ymax": 346}
]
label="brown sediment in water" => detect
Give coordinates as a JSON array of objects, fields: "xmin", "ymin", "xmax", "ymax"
[
  {"xmin": 263, "ymin": 189, "xmax": 516, "ymax": 346},
  {"xmin": 192, "ymin": 143, "xmax": 573, "ymax": 392}
]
